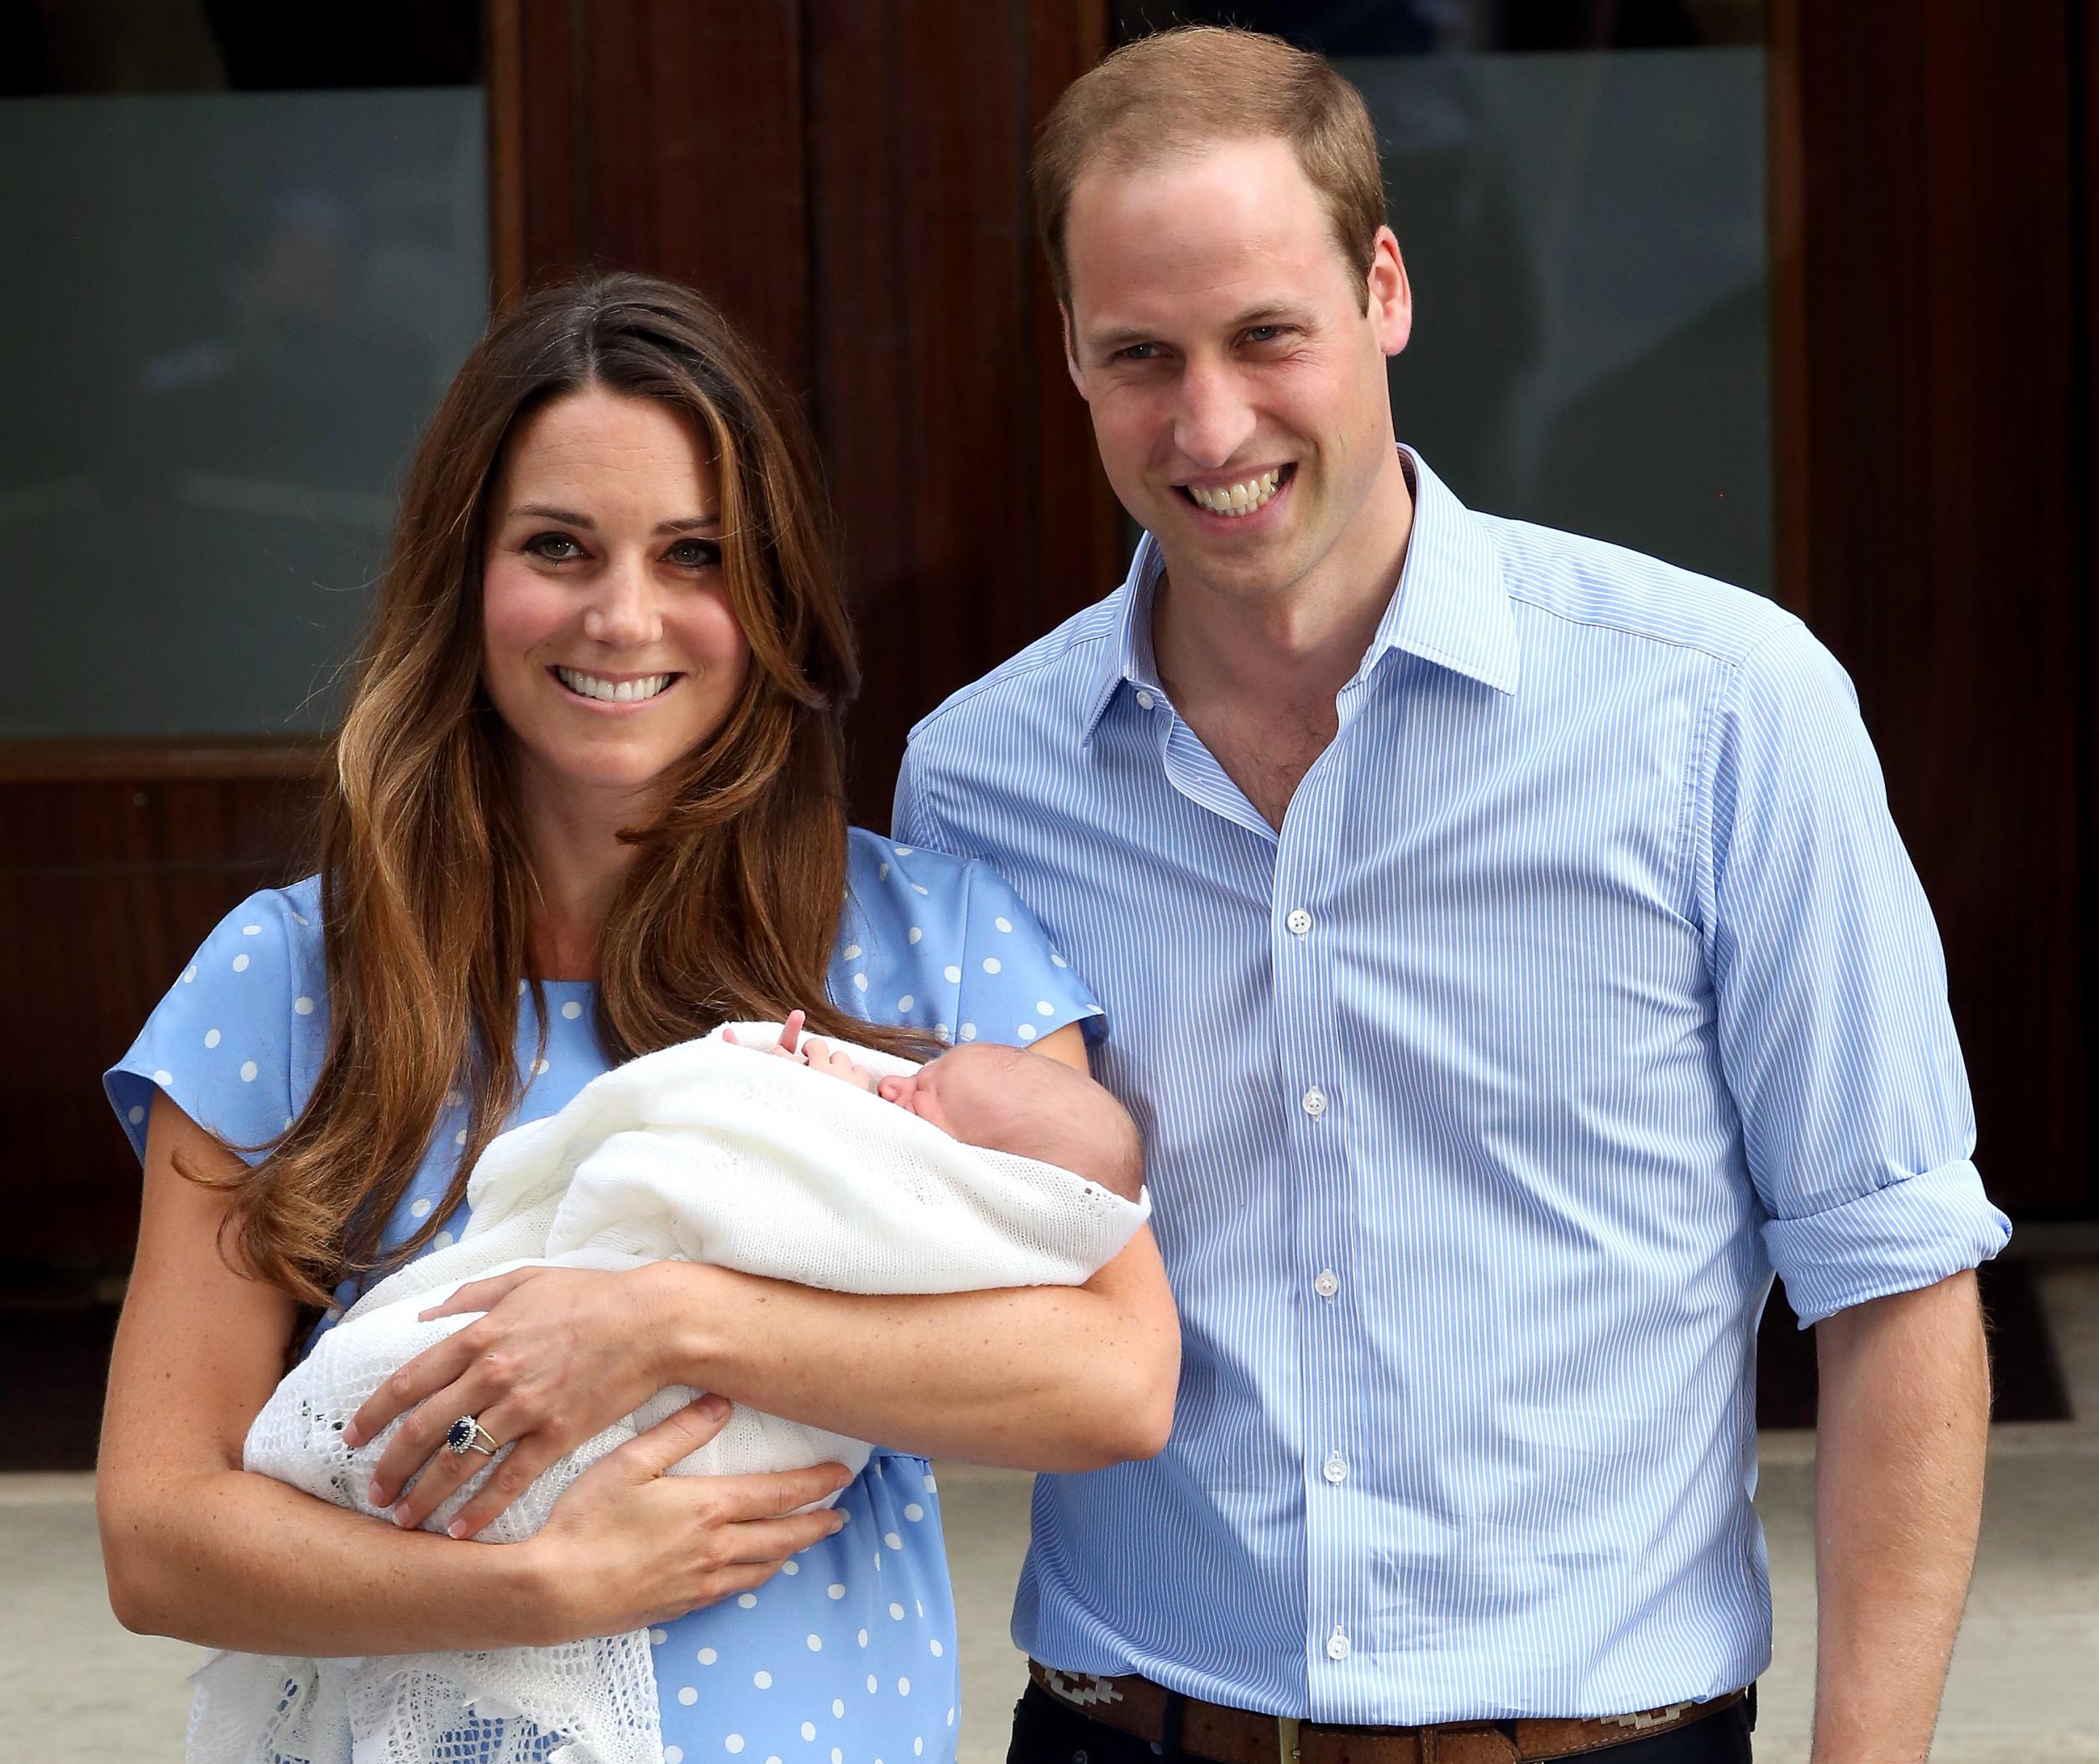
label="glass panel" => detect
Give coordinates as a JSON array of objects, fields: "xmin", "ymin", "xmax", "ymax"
[
  {"xmin": 2, "ymin": 8, "xmax": 486, "ymax": 740},
  {"xmin": 1113, "ymin": 3, "xmax": 1772, "ymax": 596}
]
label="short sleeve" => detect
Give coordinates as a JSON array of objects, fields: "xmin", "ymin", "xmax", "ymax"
[
  {"xmin": 836, "ymin": 830, "xmax": 1102, "ymax": 1050},
  {"xmin": 1699, "ymin": 620, "xmax": 2008, "ymax": 1326},
  {"xmin": 105, "ymin": 883, "xmax": 322, "ymax": 1165}
]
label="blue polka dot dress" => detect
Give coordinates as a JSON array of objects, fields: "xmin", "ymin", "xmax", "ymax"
[{"xmin": 106, "ymin": 828, "xmax": 1104, "ymax": 1763}]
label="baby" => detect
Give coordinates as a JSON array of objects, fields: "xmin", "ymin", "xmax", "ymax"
[
  {"xmin": 736, "ymin": 1008, "xmax": 1145, "ymax": 1201},
  {"xmin": 193, "ymin": 1022, "xmax": 1150, "ymax": 1764}
]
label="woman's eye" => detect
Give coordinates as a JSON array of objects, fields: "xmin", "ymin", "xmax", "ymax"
[
  {"xmin": 667, "ymin": 538, "xmax": 721, "ymax": 569},
  {"xmin": 524, "ymin": 532, "xmax": 584, "ymax": 562}
]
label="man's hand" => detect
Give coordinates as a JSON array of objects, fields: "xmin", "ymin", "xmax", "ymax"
[{"xmin": 1808, "ymin": 1269, "xmax": 1989, "ymax": 1764}]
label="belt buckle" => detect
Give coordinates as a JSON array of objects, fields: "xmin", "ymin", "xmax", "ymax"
[{"xmin": 1278, "ymin": 1715, "xmax": 1302, "ymax": 1764}]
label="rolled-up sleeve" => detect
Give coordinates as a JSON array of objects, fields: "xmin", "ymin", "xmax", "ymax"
[{"xmin": 1700, "ymin": 617, "xmax": 2008, "ymax": 1327}]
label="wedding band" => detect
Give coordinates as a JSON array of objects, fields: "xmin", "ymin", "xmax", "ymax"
[{"xmin": 446, "ymin": 1414, "xmax": 501, "ymax": 1458}]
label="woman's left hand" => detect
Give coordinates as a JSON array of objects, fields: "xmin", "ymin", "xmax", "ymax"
[{"xmin": 345, "ymin": 1263, "xmax": 699, "ymax": 1537}]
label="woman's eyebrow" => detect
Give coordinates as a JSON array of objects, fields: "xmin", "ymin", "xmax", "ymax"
[{"xmin": 506, "ymin": 504, "xmax": 720, "ymax": 533}]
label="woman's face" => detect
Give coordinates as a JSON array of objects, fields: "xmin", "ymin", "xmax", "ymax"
[{"xmin": 480, "ymin": 385, "xmax": 751, "ymax": 818}]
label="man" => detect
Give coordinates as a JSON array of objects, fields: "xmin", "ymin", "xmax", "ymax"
[{"xmin": 894, "ymin": 26, "xmax": 2007, "ymax": 1764}]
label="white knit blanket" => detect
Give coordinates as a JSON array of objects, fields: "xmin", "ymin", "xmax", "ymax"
[{"xmin": 186, "ymin": 1025, "xmax": 1149, "ymax": 1764}]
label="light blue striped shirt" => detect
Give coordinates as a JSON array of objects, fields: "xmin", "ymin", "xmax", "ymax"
[{"xmin": 893, "ymin": 449, "xmax": 2007, "ymax": 1725}]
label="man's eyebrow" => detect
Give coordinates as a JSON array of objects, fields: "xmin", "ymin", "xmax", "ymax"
[
  {"xmin": 506, "ymin": 503, "xmax": 721, "ymax": 534},
  {"xmin": 1083, "ymin": 306, "xmax": 1314, "ymax": 354}
]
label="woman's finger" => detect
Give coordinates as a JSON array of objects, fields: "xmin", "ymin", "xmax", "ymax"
[
  {"xmin": 714, "ymin": 1507, "xmax": 850, "ymax": 1566},
  {"xmin": 346, "ymin": 1324, "xmax": 484, "ymax": 1451},
  {"xmin": 385, "ymin": 1388, "xmax": 532, "ymax": 1528},
  {"xmin": 609, "ymin": 1395, "xmax": 735, "ymax": 1479},
  {"xmin": 419, "ymin": 1266, "xmax": 542, "ymax": 1322},
  {"xmin": 441, "ymin": 1426, "xmax": 569, "ymax": 1539},
  {"xmin": 703, "ymin": 1460, "xmax": 856, "ymax": 1521}
]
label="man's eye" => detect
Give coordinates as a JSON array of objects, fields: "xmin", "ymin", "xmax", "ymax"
[
  {"xmin": 524, "ymin": 532, "xmax": 584, "ymax": 562},
  {"xmin": 1246, "ymin": 326, "xmax": 1285, "ymax": 344},
  {"xmin": 1118, "ymin": 343, "xmax": 1159, "ymax": 362},
  {"xmin": 667, "ymin": 538, "xmax": 721, "ymax": 569}
]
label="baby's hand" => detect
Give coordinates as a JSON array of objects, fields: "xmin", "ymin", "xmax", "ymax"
[
  {"xmin": 795, "ymin": 1035, "xmax": 878, "ymax": 1092},
  {"xmin": 724, "ymin": 1009, "xmax": 809, "ymax": 1060}
]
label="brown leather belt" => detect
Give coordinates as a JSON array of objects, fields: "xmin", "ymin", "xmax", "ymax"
[{"xmin": 1028, "ymin": 1661, "xmax": 1748, "ymax": 1764}]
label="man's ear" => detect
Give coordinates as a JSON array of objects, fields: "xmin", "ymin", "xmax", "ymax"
[
  {"xmin": 1366, "ymin": 226, "xmax": 1412, "ymax": 359},
  {"xmin": 1060, "ymin": 301, "xmax": 1088, "ymax": 398}
]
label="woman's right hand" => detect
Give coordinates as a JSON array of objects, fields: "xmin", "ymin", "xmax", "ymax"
[{"xmin": 523, "ymin": 1397, "xmax": 854, "ymax": 1636}]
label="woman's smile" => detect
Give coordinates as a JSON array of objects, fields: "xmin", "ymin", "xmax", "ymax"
[{"xmin": 549, "ymin": 665, "xmax": 684, "ymax": 707}]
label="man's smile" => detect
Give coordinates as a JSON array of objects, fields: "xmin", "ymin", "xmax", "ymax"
[{"xmin": 1175, "ymin": 463, "xmax": 1296, "ymax": 523}]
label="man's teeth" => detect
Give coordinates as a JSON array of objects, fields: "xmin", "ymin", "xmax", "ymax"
[
  {"xmin": 1187, "ymin": 468, "xmax": 1284, "ymax": 516},
  {"xmin": 555, "ymin": 667, "xmax": 673, "ymax": 704}
]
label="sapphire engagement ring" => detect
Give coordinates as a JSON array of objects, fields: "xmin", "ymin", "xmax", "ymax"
[{"xmin": 446, "ymin": 1415, "xmax": 501, "ymax": 1458}]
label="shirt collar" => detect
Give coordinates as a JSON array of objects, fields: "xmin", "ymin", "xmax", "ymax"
[{"xmin": 1080, "ymin": 444, "xmax": 1517, "ymax": 746}]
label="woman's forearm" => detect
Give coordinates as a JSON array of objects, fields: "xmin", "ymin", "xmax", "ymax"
[
  {"xmin": 101, "ymin": 1465, "xmax": 561, "ymax": 1654},
  {"xmin": 646, "ymin": 1236, "xmax": 1180, "ymax": 1470}
]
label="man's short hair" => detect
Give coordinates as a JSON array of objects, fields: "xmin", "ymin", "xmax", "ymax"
[{"xmin": 1031, "ymin": 24, "xmax": 1389, "ymax": 312}]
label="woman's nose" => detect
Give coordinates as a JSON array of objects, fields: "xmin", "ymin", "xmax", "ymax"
[{"xmin": 581, "ymin": 556, "xmax": 662, "ymax": 647}]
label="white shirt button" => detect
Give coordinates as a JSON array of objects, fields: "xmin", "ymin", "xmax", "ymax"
[
  {"xmin": 1286, "ymin": 908, "xmax": 1313, "ymax": 937},
  {"xmin": 1323, "ymin": 1453, "xmax": 1348, "ymax": 1485},
  {"xmin": 1301, "ymin": 1087, "xmax": 1327, "ymax": 1118},
  {"xmin": 1314, "ymin": 1269, "xmax": 1339, "ymax": 1299},
  {"xmin": 1326, "ymin": 1629, "xmax": 1350, "ymax": 1662},
  {"xmin": 1134, "ymin": 688, "xmax": 1156, "ymax": 710}
]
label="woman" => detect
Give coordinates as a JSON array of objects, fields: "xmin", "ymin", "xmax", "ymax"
[{"xmin": 99, "ymin": 274, "xmax": 1177, "ymax": 1762}]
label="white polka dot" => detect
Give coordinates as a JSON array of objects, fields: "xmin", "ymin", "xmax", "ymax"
[
  {"xmin": 453, "ymin": 1128, "xmax": 467, "ymax": 1146},
  {"xmin": 959, "ymin": 1023, "xmax": 976, "ymax": 1042},
  {"xmin": 433, "ymin": 1231, "xmax": 453, "ymax": 1249},
  {"xmin": 152, "ymin": 1069, "xmax": 172, "ymax": 1086},
  {"xmin": 1036, "ymin": 1001, "xmax": 1055, "ymax": 1017},
  {"xmin": 898, "ymin": 1678, "xmax": 910, "ymax": 1696},
  {"xmin": 294, "ymin": 996, "xmax": 315, "ymax": 1016},
  {"xmin": 853, "ymin": 972, "xmax": 868, "ymax": 992},
  {"xmin": 737, "ymin": 1594, "xmax": 757, "ymax": 1610},
  {"xmin": 929, "ymin": 1638, "xmax": 944, "ymax": 1657},
  {"xmin": 872, "ymin": 1551, "xmax": 882, "ymax": 1570},
  {"xmin": 1050, "ymin": 951, "xmax": 1068, "ymax": 967},
  {"xmin": 983, "ymin": 956, "xmax": 1003, "ymax": 975},
  {"xmin": 532, "ymin": 1057, "xmax": 550, "ymax": 1075},
  {"xmin": 907, "ymin": 926, "xmax": 922, "ymax": 945},
  {"xmin": 203, "ymin": 1029, "xmax": 221, "ymax": 1050},
  {"xmin": 831, "ymin": 1751, "xmax": 842, "ymax": 1764},
  {"xmin": 239, "ymin": 1060, "xmax": 258, "ymax": 1082},
  {"xmin": 858, "ymin": 1629, "xmax": 870, "ymax": 1647},
  {"xmin": 1017, "ymin": 1023, "xmax": 1037, "ymax": 1042},
  {"xmin": 910, "ymin": 882, "xmax": 929, "ymax": 896},
  {"xmin": 242, "ymin": 924, "xmax": 262, "ymax": 937},
  {"xmin": 181, "ymin": 966, "xmax": 196, "ymax": 984},
  {"xmin": 844, "ymin": 945, "xmax": 862, "ymax": 961},
  {"xmin": 994, "ymin": 916, "xmax": 1013, "ymax": 934},
  {"xmin": 903, "ymin": 1502, "xmax": 924, "ymax": 1521},
  {"xmin": 917, "ymin": 1739, "xmax": 927, "ymax": 1756},
  {"xmin": 923, "ymin": 1473, "xmax": 937, "ymax": 1493},
  {"xmin": 752, "ymin": 1670, "xmax": 772, "ymax": 1688},
  {"xmin": 561, "ymin": 1000, "xmax": 582, "ymax": 1019},
  {"xmin": 831, "ymin": 1699, "xmax": 845, "ymax": 1718},
  {"xmin": 725, "ymin": 1741, "xmax": 745, "ymax": 1757},
  {"xmin": 946, "ymin": 1709, "xmax": 955, "ymax": 1728},
  {"xmin": 888, "ymin": 1602, "xmax": 904, "ymax": 1620},
  {"xmin": 879, "ymin": 862, "xmax": 890, "ymax": 882},
  {"xmin": 284, "ymin": 1116, "xmax": 293, "ymax": 1130},
  {"xmin": 699, "ymin": 1647, "xmax": 719, "ymax": 1664},
  {"xmin": 290, "ymin": 910, "xmax": 310, "ymax": 927},
  {"xmin": 806, "ymin": 1633, "xmax": 822, "ymax": 1651},
  {"xmin": 896, "ymin": 994, "xmax": 914, "ymax": 1013},
  {"xmin": 677, "ymin": 1686, "xmax": 698, "ymax": 1706},
  {"xmin": 444, "ymin": 1088, "xmax": 462, "ymax": 1107},
  {"xmin": 127, "ymin": 1105, "xmax": 144, "ymax": 1125},
  {"xmin": 767, "ymin": 1757, "xmax": 783, "ymax": 1764},
  {"xmin": 411, "ymin": 1198, "xmax": 432, "ymax": 1219},
  {"xmin": 883, "ymin": 1531, "xmax": 902, "ymax": 1549},
  {"xmin": 650, "ymin": 1628, "xmax": 667, "ymax": 1645},
  {"xmin": 866, "ymin": 1674, "xmax": 878, "ymax": 1693},
  {"xmin": 934, "ymin": 1024, "xmax": 950, "ymax": 1044},
  {"xmin": 892, "ymin": 845, "xmax": 913, "ymax": 857},
  {"xmin": 942, "ymin": 965, "xmax": 961, "ymax": 984},
  {"xmin": 518, "ymin": 978, "xmax": 527, "ymax": 995},
  {"xmin": 800, "ymin": 1724, "xmax": 817, "ymax": 1742},
  {"xmin": 781, "ymin": 1558, "xmax": 799, "ymax": 1575},
  {"xmin": 232, "ymin": 953, "xmax": 250, "ymax": 973},
  {"xmin": 828, "ymin": 1582, "xmax": 845, "ymax": 1600},
  {"xmin": 666, "ymin": 1751, "xmax": 683, "ymax": 1764}
]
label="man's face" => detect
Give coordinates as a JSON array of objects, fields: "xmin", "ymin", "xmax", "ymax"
[{"xmin": 1061, "ymin": 135, "xmax": 1411, "ymax": 607}]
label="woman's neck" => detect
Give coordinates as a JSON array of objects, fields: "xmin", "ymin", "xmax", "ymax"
[{"xmin": 514, "ymin": 768, "xmax": 654, "ymax": 981}]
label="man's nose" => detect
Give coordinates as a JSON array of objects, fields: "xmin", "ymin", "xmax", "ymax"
[
  {"xmin": 581, "ymin": 555, "xmax": 662, "ymax": 647},
  {"xmin": 1171, "ymin": 359, "xmax": 1258, "ymax": 469}
]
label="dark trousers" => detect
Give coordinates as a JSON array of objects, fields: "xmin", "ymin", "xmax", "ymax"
[{"xmin": 1007, "ymin": 1683, "xmax": 1755, "ymax": 1764}]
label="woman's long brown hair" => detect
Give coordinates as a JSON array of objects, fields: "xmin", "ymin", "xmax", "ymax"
[{"xmin": 202, "ymin": 274, "xmax": 913, "ymax": 1309}]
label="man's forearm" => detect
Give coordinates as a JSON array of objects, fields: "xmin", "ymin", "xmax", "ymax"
[
  {"xmin": 1808, "ymin": 1269, "xmax": 1990, "ymax": 1764},
  {"xmin": 643, "ymin": 1240, "xmax": 1180, "ymax": 1472}
]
